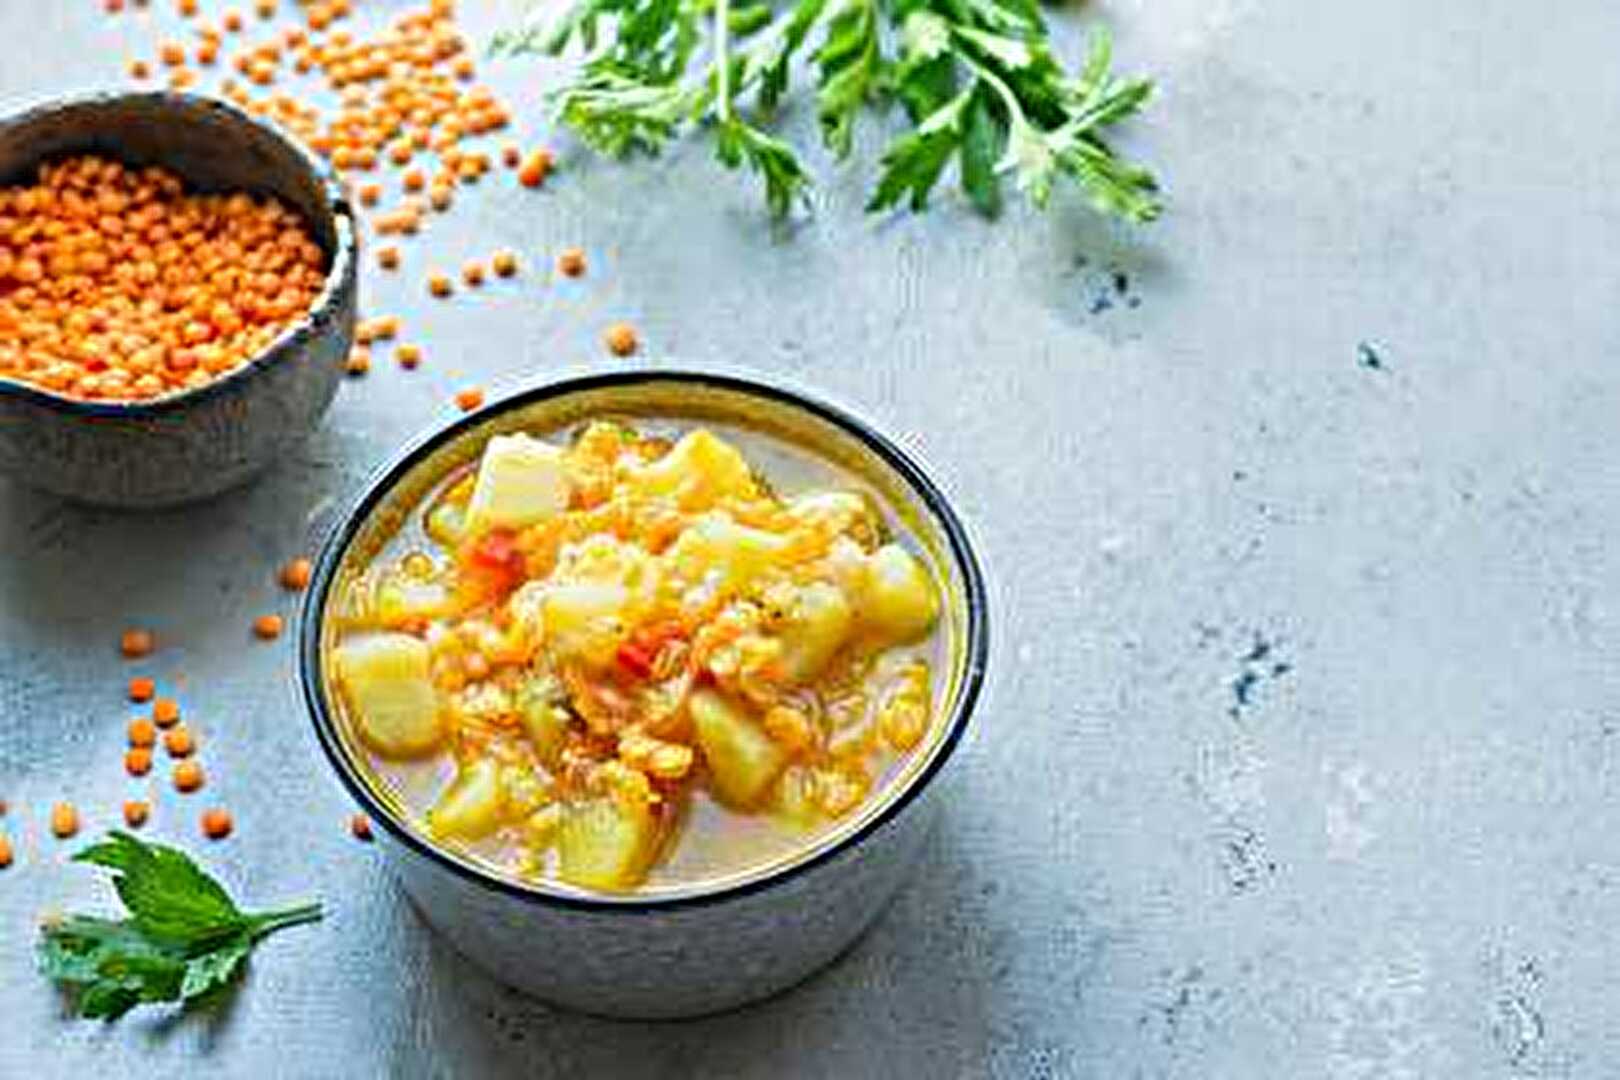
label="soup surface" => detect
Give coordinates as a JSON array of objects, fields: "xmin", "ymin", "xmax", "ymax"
[{"xmin": 327, "ymin": 419, "xmax": 944, "ymax": 892}]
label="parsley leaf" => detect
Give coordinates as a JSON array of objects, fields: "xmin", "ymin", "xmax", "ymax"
[
  {"xmin": 38, "ymin": 832, "xmax": 322, "ymax": 1021},
  {"xmin": 497, "ymin": 0, "xmax": 1160, "ymax": 222}
]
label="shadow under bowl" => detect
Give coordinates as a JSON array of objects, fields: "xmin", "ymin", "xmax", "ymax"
[{"xmin": 0, "ymin": 90, "xmax": 356, "ymax": 508}]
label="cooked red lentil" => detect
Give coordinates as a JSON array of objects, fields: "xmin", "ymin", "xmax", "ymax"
[{"xmin": 0, "ymin": 156, "xmax": 326, "ymax": 403}]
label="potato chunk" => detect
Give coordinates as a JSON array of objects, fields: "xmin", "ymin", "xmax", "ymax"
[
  {"xmin": 465, "ymin": 433, "xmax": 571, "ymax": 535},
  {"xmin": 691, "ymin": 690, "xmax": 787, "ymax": 807},
  {"xmin": 557, "ymin": 797, "xmax": 658, "ymax": 890},
  {"xmin": 666, "ymin": 513, "xmax": 790, "ymax": 592},
  {"xmin": 428, "ymin": 758, "xmax": 505, "ymax": 841},
  {"xmin": 630, "ymin": 429, "xmax": 755, "ymax": 508},
  {"xmin": 859, "ymin": 544, "xmax": 940, "ymax": 644},
  {"xmin": 777, "ymin": 581, "xmax": 854, "ymax": 682},
  {"xmin": 335, "ymin": 633, "xmax": 444, "ymax": 757}
]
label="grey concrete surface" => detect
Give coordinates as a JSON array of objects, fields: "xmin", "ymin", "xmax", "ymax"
[{"xmin": 3, "ymin": 1, "xmax": 1619, "ymax": 1077}]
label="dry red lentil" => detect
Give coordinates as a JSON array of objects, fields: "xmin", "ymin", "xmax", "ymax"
[
  {"xmin": 123, "ymin": 800, "xmax": 151, "ymax": 828},
  {"xmin": 280, "ymin": 557, "xmax": 313, "ymax": 591},
  {"xmin": 253, "ymin": 614, "xmax": 285, "ymax": 640},
  {"xmin": 604, "ymin": 322, "xmax": 640, "ymax": 357},
  {"xmin": 350, "ymin": 813, "xmax": 374, "ymax": 841},
  {"xmin": 128, "ymin": 675, "xmax": 156, "ymax": 703},
  {"xmin": 121, "ymin": 628, "xmax": 156, "ymax": 658},
  {"xmin": 201, "ymin": 807, "xmax": 234, "ymax": 839},
  {"xmin": 174, "ymin": 759, "xmax": 205, "ymax": 793},
  {"xmin": 164, "ymin": 725, "xmax": 196, "ymax": 758},
  {"xmin": 51, "ymin": 802, "xmax": 80, "ymax": 839},
  {"xmin": 557, "ymin": 247, "xmax": 586, "ymax": 277}
]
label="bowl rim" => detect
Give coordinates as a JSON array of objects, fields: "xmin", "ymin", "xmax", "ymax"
[
  {"xmin": 298, "ymin": 365, "xmax": 990, "ymax": 912},
  {"xmin": 0, "ymin": 88, "xmax": 354, "ymax": 417}
]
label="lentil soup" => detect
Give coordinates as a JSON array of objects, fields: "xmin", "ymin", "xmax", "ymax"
[{"xmin": 318, "ymin": 386, "xmax": 967, "ymax": 897}]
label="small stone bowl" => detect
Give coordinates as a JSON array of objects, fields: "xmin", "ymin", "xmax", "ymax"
[
  {"xmin": 299, "ymin": 367, "xmax": 991, "ymax": 1018},
  {"xmin": 0, "ymin": 91, "xmax": 356, "ymax": 507}
]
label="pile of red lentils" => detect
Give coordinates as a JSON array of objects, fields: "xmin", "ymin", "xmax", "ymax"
[{"xmin": 0, "ymin": 157, "xmax": 326, "ymax": 401}]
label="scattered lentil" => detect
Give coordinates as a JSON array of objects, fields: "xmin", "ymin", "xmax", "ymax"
[
  {"xmin": 454, "ymin": 386, "xmax": 484, "ymax": 412},
  {"xmin": 128, "ymin": 676, "xmax": 156, "ymax": 703},
  {"xmin": 280, "ymin": 557, "xmax": 313, "ymax": 591},
  {"xmin": 51, "ymin": 802, "xmax": 80, "ymax": 839},
  {"xmin": 128, "ymin": 717, "xmax": 158, "ymax": 748},
  {"xmin": 123, "ymin": 801, "xmax": 151, "ymax": 828},
  {"xmin": 557, "ymin": 247, "xmax": 586, "ymax": 277},
  {"xmin": 491, "ymin": 250, "xmax": 518, "ymax": 277},
  {"xmin": 201, "ymin": 807, "xmax": 234, "ymax": 840},
  {"xmin": 153, "ymin": 698, "xmax": 181, "ymax": 727},
  {"xmin": 350, "ymin": 813, "xmax": 374, "ymax": 841},
  {"xmin": 605, "ymin": 322, "xmax": 640, "ymax": 357},
  {"xmin": 126, "ymin": 747, "xmax": 154, "ymax": 776},
  {"xmin": 164, "ymin": 725, "xmax": 196, "ymax": 758},
  {"xmin": 173, "ymin": 759, "xmax": 205, "ymax": 793},
  {"xmin": 121, "ymin": 629, "xmax": 156, "ymax": 659},
  {"xmin": 253, "ymin": 614, "xmax": 285, "ymax": 640}
]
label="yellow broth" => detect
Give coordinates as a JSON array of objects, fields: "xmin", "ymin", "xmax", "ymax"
[{"xmin": 325, "ymin": 418, "xmax": 947, "ymax": 894}]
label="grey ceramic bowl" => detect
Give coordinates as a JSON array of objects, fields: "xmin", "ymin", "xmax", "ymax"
[
  {"xmin": 299, "ymin": 368, "xmax": 990, "ymax": 1018},
  {"xmin": 0, "ymin": 91, "xmax": 356, "ymax": 507}
]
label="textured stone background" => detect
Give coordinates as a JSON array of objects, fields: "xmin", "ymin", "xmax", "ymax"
[{"xmin": 4, "ymin": 1, "xmax": 1620, "ymax": 1077}]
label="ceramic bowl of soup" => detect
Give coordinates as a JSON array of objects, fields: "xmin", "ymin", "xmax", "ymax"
[{"xmin": 299, "ymin": 368, "xmax": 988, "ymax": 1017}]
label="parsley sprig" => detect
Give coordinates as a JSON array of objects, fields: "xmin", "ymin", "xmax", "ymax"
[
  {"xmin": 493, "ymin": 0, "xmax": 1160, "ymax": 222},
  {"xmin": 38, "ymin": 832, "xmax": 322, "ymax": 1021}
]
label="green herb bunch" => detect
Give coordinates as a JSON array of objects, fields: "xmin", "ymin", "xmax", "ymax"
[
  {"xmin": 493, "ymin": 0, "xmax": 1160, "ymax": 222},
  {"xmin": 38, "ymin": 832, "xmax": 322, "ymax": 1020}
]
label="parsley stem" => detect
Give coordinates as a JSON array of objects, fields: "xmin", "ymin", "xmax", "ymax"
[
  {"xmin": 249, "ymin": 902, "xmax": 324, "ymax": 940},
  {"xmin": 714, "ymin": 0, "xmax": 733, "ymax": 121}
]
